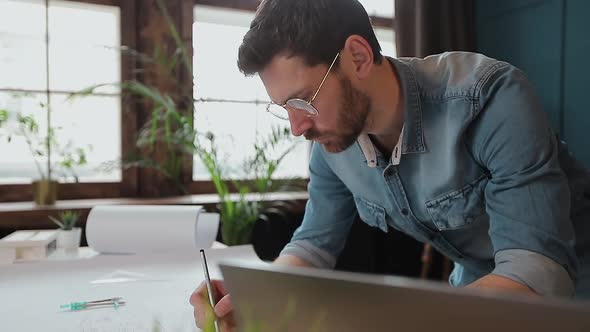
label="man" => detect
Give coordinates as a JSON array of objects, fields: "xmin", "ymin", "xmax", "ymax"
[{"xmin": 190, "ymin": 0, "xmax": 590, "ymax": 329}]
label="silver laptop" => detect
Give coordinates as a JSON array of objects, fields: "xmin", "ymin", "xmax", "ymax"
[{"xmin": 219, "ymin": 260, "xmax": 590, "ymax": 332}]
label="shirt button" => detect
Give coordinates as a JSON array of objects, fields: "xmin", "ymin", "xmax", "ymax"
[{"xmin": 401, "ymin": 208, "xmax": 409, "ymax": 216}]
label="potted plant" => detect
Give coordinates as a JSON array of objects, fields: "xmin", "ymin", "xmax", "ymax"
[
  {"xmin": 49, "ymin": 210, "xmax": 82, "ymax": 249},
  {"xmin": 196, "ymin": 127, "xmax": 302, "ymax": 246},
  {"xmin": 0, "ymin": 95, "xmax": 90, "ymax": 205}
]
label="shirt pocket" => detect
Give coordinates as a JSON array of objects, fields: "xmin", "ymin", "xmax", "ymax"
[
  {"xmin": 354, "ymin": 196, "xmax": 389, "ymax": 233},
  {"xmin": 425, "ymin": 174, "xmax": 488, "ymax": 231}
]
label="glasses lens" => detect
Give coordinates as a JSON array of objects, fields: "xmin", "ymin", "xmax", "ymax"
[
  {"xmin": 286, "ymin": 99, "xmax": 318, "ymax": 116},
  {"xmin": 267, "ymin": 103, "xmax": 290, "ymax": 120}
]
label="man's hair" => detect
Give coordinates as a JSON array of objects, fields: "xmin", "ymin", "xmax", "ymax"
[{"xmin": 237, "ymin": 0, "xmax": 382, "ymax": 76}]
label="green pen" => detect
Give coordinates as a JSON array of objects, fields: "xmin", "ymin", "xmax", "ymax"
[
  {"xmin": 60, "ymin": 297, "xmax": 126, "ymax": 311},
  {"xmin": 200, "ymin": 249, "xmax": 220, "ymax": 332}
]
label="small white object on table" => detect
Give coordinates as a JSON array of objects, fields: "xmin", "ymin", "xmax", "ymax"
[{"xmin": 0, "ymin": 229, "xmax": 58, "ymax": 264}]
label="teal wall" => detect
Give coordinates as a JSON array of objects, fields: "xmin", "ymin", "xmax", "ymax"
[{"xmin": 476, "ymin": 0, "xmax": 590, "ymax": 167}]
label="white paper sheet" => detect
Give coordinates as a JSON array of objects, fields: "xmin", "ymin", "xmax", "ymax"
[
  {"xmin": 86, "ymin": 205, "xmax": 219, "ymax": 254},
  {"xmin": 0, "ymin": 245, "xmax": 260, "ymax": 332}
]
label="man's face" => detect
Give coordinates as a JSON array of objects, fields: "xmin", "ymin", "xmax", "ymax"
[{"xmin": 260, "ymin": 53, "xmax": 371, "ymax": 153}]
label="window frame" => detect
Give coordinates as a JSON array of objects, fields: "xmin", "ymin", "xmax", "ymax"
[
  {"xmin": 0, "ymin": 0, "xmax": 137, "ymax": 202},
  {"xmin": 193, "ymin": 0, "xmax": 395, "ymax": 28}
]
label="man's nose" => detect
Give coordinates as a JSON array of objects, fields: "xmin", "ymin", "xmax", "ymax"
[{"xmin": 288, "ymin": 111, "xmax": 313, "ymax": 137}]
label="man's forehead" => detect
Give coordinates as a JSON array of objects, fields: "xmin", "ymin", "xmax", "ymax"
[{"xmin": 260, "ymin": 54, "xmax": 312, "ymax": 103}]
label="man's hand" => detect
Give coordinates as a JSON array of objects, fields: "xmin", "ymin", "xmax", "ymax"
[
  {"xmin": 189, "ymin": 254, "xmax": 311, "ymax": 331},
  {"xmin": 189, "ymin": 279, "xmax": 236, "ymax": 332},
  {"xmin": 274, "ymin": 254, "xmax": 313, "ymax": 267},
  {"xmin": 466, "ymin": 274, "xmax": 538, "ymax": 296}
]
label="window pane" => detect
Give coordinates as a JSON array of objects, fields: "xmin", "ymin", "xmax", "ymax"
[
  {"xmin": 193, "ymin": 7, "xmax": 267, "ymax": 101},
  {"xmin": 252, "ymin": 105, "xmax": 310, "ymax": 179},
  {"xmin": 375, "ymin": 27, "xmax": 397, "ymax": 57},
  {"xmin": 0, "ymin": 0, "xmax": 122, "ymax": 185},
  {"xmin": 0, "ymin": 92, "xmax": 48, "ymax": 183},
  {"xmin": 0, "ymin": 0, "xmax": 47, "ymax": 90},
  {"xmin": 193, "ymin": 101, "xmax": 309, "ymax": 180},
  {"xmin": 358, "ymin": 0, "xmax": 394, "ymax": 18},
  {"xmin": 50, "ymin": 93, "xmax": 121, "ymax": 182},
  {"xmin": 0, "ymin": 92, "xmax": 121, "ymax": 183},
  {"xmin": 48, "ymin": 1, "xmax": 120, "ymax": 93}
]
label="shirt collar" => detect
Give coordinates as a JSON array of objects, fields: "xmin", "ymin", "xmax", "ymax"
[
  {"xmin": 357, "ymin": 126, "xmax": 404, "ymax": 168},
  {"xmin": 356, "ymin": 56, "xmax": 427, "ymax": 168}
]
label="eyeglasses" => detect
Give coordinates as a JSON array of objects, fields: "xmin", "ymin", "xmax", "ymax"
[{"xmin": 266, "ymin": 52, "xmax": 340, "ymax": 120}]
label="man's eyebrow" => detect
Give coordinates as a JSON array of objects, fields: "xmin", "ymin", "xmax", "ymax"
[{"xmin": 275, "ymin": 88, "xmax": 308, "ymax": 105}]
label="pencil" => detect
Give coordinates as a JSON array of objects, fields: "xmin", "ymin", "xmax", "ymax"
[{"xmin": 200, "ymin": 249, "xmax": 220, "ymax": 332}]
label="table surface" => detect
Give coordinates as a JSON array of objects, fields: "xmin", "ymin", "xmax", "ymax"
[
  {"xmin": 29, "ymin": 241, "xmax": 227, "ymax": 263},
  {"xmin": 0, "ymin": 243, "xmax": 256, "ymax": 332}
]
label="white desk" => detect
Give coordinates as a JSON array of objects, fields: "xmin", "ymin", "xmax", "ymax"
[
  {"xmin": 36, "ymin": 241, "xmax": 227, "ymax": 263},
  {"xmin": 0, "ymin": 243, "xmax": 256, "ymax": 332}
]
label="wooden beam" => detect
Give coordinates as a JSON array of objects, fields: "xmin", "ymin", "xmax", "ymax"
[
  {"xmin": 135, "ymin": 0, "xmax": 195, "ymax": 197},
  {"xmin": 371, "ymin": 16, "xmax": 395, "ymax": 29},
  {"xmin": 0, "ymin": 192, "xmax": 308, "ymax": 229},
  {"xmin": 119, "ymin": 0, "xmax": 139, "ymax": 197},
  {"xmin": 0, "ymin": 183, "xmax": 128, "ymax": 202},
  {"xmin": 59, "ymin": 0, "xmax": 120, "ymax": 6}
]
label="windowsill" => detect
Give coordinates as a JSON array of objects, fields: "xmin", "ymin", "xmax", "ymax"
[{"xmin": 0, "ymin": 191, "xmax": 309, "ymax": 213}]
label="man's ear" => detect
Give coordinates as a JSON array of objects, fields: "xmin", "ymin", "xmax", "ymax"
[{"xmin": 342, "ymin": 35, "xmax": 374, "ymax": 80}]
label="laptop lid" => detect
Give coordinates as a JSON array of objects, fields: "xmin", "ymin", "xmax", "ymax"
[{"xmin": 219, "ymin": 260, "xmax": 590, "ymax": 332}]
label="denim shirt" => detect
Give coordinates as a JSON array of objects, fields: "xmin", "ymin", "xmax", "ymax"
[{"xmin": 281, "ymin": 52, "xmax": 590, "ymax": 297}]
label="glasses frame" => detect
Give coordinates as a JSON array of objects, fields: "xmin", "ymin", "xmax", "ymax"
[{"xmin": 266, "ymin": 52, "xmax": 340, "ymax": 120}]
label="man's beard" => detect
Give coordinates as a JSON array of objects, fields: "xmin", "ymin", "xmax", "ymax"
[{"xmin": 305, "ymin": 76, "xmax": 371, "ymax": 153}]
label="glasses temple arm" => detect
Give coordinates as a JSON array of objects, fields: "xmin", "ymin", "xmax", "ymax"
[{"xmin": 309, "ymin": 52, "xmax": 340, "ymax": 103}]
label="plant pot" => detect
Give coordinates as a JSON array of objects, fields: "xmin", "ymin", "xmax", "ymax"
[
  {"xmin": 220, "ymin": 220, "xmax": 255, "ymax": 247},
  {"xmin": 56, "ymin": 227, "xmax": 81, "ymax": 249},
  {"xmin": 32, "ymin": 179, "xmax": 58, "ymax": 206}
]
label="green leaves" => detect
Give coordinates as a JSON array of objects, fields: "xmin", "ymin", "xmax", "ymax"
[
  {"xmin": 155, "ymin": 0, "xmax": 193, "ymax": 76},
  {"xmin": 18, "ymin": 114, "xmax": 39, "ymax": 133},
  {"xmin": 67, "ymin": 83, "xmax": 113, "ymax": 99},
  {"xmin": 66, "ymin": 0, "xmax": 197, "ymax": 194},
  {"xmin": 0, "ymin": 109, "xmax": 8, "ymax": 125},
  {"xmin": 0, "ymin": 102, "xmax": 93, "ymax": 181},
  {"xmin": 195, "ymin": 126, "xmax": 299, "ymax": 246},
  {"xmin": 57, "ymin": 144, "xmax": 90, "ymax": 182},
  {"xmin": 48, "ymin": 215, "xmax": 65, "ymax": 229},
  {"xmin": 49, "ymin": 210, "xmax": 80, "ymax": 230}
]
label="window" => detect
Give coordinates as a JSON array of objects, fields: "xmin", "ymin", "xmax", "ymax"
[
  {"xmin": 359, "ymin": 0, "xmax": 396, "ymax": 57},
  {"xmin": 358, "ymin": 0, "xmax": 395, "ymax": 18},
  {"xmin": 0, "ymin": 0, "xmax": 121, "ymax": 184},
  {"xmin": 192, "ymin": 4, "xmax": 395, "ymax": 181},
  {"xmin": 192, "ymin": 6, "xmax": 308, "ymax": 180}
]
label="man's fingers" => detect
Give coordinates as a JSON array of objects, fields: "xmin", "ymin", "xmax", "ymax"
[
  {"xmin": 219, "ymin": 318, "xmax": 236, "ymax": 332},
  {"xmin": 193, "ymin": 308, "xmax": 206, "ymax": 328},
  {"xmin": 189, "ymin": 281, "xmax": 208, "ymax": 305},
  {"xmin": 189, "ymin": 280, "xmax": 232, "ymax": 329},
  {"xmin": 212, "ymin": 279, "xmax": 229, "ymax": 296},
  {"xmin": 214, "ymin": 294, "xmax": 234, "ymax": 318},
  {"xmin": 189, "ymin": 281, "xmax": 212, "ymax": 328},
  {"xmin": 193, "ymin": 283, "xmax": 206, "ymax": 307}
]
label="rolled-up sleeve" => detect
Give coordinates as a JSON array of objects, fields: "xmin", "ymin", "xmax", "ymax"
[
  {"xmin": 492, "ymin": 249, "xmax": 574, "ymax": 296},
  {"xmin": 279, "ymin": 143, "xmax": 357, "ymax": 268},
  {"xmin": 469, "ymin": 64, "xmax": 579, "ymax": 293}
]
